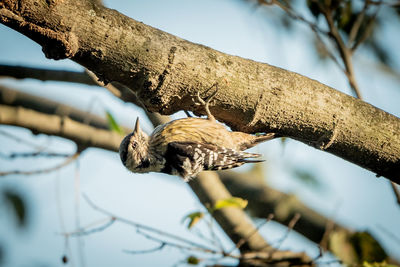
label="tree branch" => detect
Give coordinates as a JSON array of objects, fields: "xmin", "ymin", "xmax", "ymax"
[
  {"xmin": 0, "ymin": 64, "xmax": 97, "ymax": 86},
  {"xmin": 0, "ymin": 104, "xmax": 122, "ymax": 151},
  {"xmin": 0, "ymin": 152, "xmax": 80, "ymax": 177},
  {"xmin": 0, "ymin": 84, "xmax": 117, "ymax": 131},
  {"xmin": 318, "ymin": 4, "xmax": 362, "ymax": 98},
  {"xmin": 1, "ymin": 0, "xmax": 399, "ymax": 183}
]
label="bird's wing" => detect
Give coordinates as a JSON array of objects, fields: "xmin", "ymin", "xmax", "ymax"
[{"xmin": 161, "ymin": 141, "xmax": 263, "ymax": 181}]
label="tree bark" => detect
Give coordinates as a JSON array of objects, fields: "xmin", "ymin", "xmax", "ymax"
[{"xmin": 1, "ymin": 0, "xmax": 399, "ymax": 183}]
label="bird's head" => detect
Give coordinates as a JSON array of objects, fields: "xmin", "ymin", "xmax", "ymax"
[{"xmin": 119, "ymin": 117, "xmax": 150, "ymax": 172}]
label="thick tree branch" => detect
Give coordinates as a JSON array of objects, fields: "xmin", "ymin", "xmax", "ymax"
[{"xmin": 1, "ymin": 0, "xmax": 399, "ymax": 183}]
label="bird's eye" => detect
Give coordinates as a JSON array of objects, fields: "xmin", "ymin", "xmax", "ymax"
[{"xmin": 131, "ymin": 142, "xmax": 138, "ymax": 149}]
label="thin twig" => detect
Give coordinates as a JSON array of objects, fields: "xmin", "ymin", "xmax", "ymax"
[
  {"xmin": 320, "ymin": 201, "xmax": 341, "ymax": 250},
  {"xmin": 0, "ymin": 151, "xmax": 72, "ymax": 159},
  {"xmin": 82, "ymin": 194, "xmax": 217, "ymax": 252},
  {"xmin": 192, "ymin": 225, "xmax": 223, "ymax": 250},
  {"xmin": 66, "ymin": 217, "xmax": 116, "ymax": 237},
  {"xmin": 134, "ymin": 229, "xmax": 220, "ymax": 255},
  {"xmin": 348, "ymin": 2, "xmax": 368, "ymax": 47},
  {"xmin": 270, "ymin": 0, "xmax": 329, "ymax": 36},
  {"xmin": 269, "ymin": 213, "xmax": 301, "ymax": 253},
  {"xmin": 205, "ymin": 215, "xmax": 225, "ymax": 251},
  {"xmin": 73, "ymin": 160, "xmax": 86, "ymax": 267},
  {"xmin": 313, "ymin": 1, "xmax": 400, "ymax": 207},
  {"xmin": 390, "ymin": 182, "xmax": 400, "ymax": 205},
  {"xmin": 0, "ymin": 128, "xmax": 47, "ymax": 150},
  {"xmin": 351, "ymin": 3, "xmax": 381, "ymax": 52},
  {"xmin": 264, "ymin": 1, "xmax": 345, "ymax": 72},
  {"xmin": 0, "ymin": 153, "xmax": 80, "ymax": 176},
  {"xmin": 319, "ymin": 218, "xmax": 335, "ymax": 250},
  {"xmin": 123, "ymin": 243, "xmax": 166, "ymax": 255},
  {"xmin": 317, "ymin": 2, "xmax": 363, "ymax": 99}
]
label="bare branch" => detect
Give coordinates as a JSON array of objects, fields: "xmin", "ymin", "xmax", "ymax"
[
  {"xmin": 0, "ymin": 64, "xmax": 97, "ymax": 86},
  {"xmin": 123, "ymin": 243, "xmax": 166, "ymax": 255},
  {"xmin": 0, "ymin": 104, "xmax": 123, "ymax": 151},
  {"xmin": 0, "ymin": 151, "xmax": 72, "ymax": 159},
  {"xmin": 67, "ymin": 217, "xmax": 116, "ymax": 237},
  {"xmin": 271, "ymin": 213, "xmax": 301, "ymax": 250},
  {"xmin": 348, "ymin": 2, "xmax": 368, "ymax": 47},
  {"xmin": 82, "ymin": 194, "xmax": 217, "ymax": 253},
  {"xmin": 0, "ymin": 85, "xmax": 121, "ymax": 131},
  {"xmin": 317, "ymin": 3, "xmax": 362, "ymax": 98},
  {"xmin": 390, "ymin": 182, "xmax": 400, "ymax": 205},
  {"xmin": 133, "ymin": 229, "xmax": 218, "ymax": 255},
  {"xmin": 351, "ymin": 4, "xmax": 381, "ymax": 52},
  {"xmin": 0, "ymin": 152, "xmax": 80, "ymax": 177},
  {"xmin": 268, "ymin": 0, "xmax": 329, "ymax": 36},
  {"xmin": 0, "ymin": 128, "xmax": 48, "ymax": 150}
]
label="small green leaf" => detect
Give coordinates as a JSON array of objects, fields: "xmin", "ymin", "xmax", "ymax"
[
  {"xmin": 105, "ymin": 111, "xmax": 124, "ymax": 135},
  {"xmin": 181, "ymin": 211, "xmax": 204, "ymax": 229},
  {"xmin": 4, "ymin": 190, "xmax": 27, "ymax": 228},
  {"xmin": 213, "ymin": 197, "xmax": 248, "ymax": 211},
  {"xmin": 187, "ymin": 255, "xmax": 200, "ymax": 265}
]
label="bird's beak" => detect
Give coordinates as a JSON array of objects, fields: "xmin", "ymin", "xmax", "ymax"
[{"xmin": 134, "ymin": 117, "xmax": 141, "ymax": 134}]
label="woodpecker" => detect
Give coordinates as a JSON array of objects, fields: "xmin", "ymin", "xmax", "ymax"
[{"xmin": 119, "ymin": 88, "xmax": 277, "ymax": 181}]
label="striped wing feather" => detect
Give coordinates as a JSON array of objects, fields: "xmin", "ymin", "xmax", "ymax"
[{"xmin": 162, "ymin": 141, "xmax": 263, "ymax": 180}]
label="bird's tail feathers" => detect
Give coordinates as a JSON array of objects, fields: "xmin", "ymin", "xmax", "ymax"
[{"xmin": 242, "ymin": 132, "xmax": 278, "ymax": 150}]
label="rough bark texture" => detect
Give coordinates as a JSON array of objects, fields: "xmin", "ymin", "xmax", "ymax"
[{"xmin": 1, "ymin": 0, "xmax": 399, "ymax": 183}]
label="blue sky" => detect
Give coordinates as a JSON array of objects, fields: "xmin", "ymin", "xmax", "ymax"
[{"xmin": 0, "ymin": 0, "xmax": 399, "ymax": 266}]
